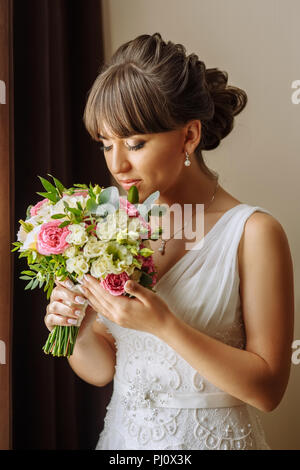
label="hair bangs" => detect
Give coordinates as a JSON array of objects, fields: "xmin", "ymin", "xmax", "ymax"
[{"xmin": 84, "ymin": 64, "xmax": 176, "ymax": 141}]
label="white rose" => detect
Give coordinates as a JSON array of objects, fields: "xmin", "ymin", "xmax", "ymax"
[
  {"xmin": 63, "ymin": 246, "xmax": 79, "ymax": 258},
  {"xmin": 66, "ymin": 254, "xmax": 89, "ymax": 275},
  {"xmin": 65, "ymin": 223, "xmax": 88, "ymax": 245},
  {"xmin": 90, "ymin": 253, "xmax": 116, "ymax": 278},
  {"xmin": 20, "ymin": 225, "xmax": 42, "ymax": 252},
  {"xmin": 83, "ymin": 237, "xmax": 106, "ymax": 259}
]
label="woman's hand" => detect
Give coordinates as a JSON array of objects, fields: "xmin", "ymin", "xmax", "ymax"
[
  {"xmin": 78, "ymin": 274, "xmax": 175, "ymax": 337},
  {"xmin": 44, "ymin": 279, "xmax": 97, "ymax": 337}
]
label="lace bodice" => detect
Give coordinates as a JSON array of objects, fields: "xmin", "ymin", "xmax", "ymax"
[{"xmin": 95, "ymin": 204, "xmax": 272, "ymax": 450}]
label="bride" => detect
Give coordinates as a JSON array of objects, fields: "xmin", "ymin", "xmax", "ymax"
[{"xmin": 44, "ymin": 33, "xmax": 294, "ymax": 450}]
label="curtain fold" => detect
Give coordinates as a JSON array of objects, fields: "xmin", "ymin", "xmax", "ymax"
[
  {"xmin": 12, "ymin": 0, "xmax": 112, "ymax": 449},
  {"xmin": 0, "ymin": 0, "xmax": 14, "ymax": 451}
]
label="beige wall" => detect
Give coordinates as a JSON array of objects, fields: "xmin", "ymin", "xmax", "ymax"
[{"xmin": 101, "ymin": 0, "xmax": 300, "ymax": 450}]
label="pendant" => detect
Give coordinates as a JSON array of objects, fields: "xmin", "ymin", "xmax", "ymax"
[{"xmin": 158, "ymin": 240, "xmax": 166, "ymax": 255}]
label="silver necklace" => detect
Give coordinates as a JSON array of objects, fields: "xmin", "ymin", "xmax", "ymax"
[{"xmin": 158, "ymin": 179, "xmax": 219, "ymax": 255}]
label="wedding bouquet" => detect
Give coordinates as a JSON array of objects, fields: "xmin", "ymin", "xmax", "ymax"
[{"xmin": 11, "ymin": 175, "xmax": 162, "ymax": 357}]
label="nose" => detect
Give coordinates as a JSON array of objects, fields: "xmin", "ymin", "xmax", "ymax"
[{"xmin": 109, "ymin": 144, "xmax": 131, "ymax": 174}]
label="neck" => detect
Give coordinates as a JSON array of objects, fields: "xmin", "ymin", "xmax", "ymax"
[{"xmin": 157, "ymin": 156, "xmax": 219, "ymax": 209}]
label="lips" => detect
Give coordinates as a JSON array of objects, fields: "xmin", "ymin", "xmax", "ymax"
[
  {"xmin": 119, "ymin": 179, "xmax": 142, "ymax": 190},
  {"xmin": 119, "ymin": 179, "xmax": 141, "ymax": 183}
]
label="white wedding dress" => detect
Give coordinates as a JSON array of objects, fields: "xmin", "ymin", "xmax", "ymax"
[{"xmin": 95, "ymin": 203, "xmax": 272, "ymax": 450}]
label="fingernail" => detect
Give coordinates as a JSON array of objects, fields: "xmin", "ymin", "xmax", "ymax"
[
  {"xmin": 75, "ymin": 296, "xmax": 85, "ymax": 304},
  {"xmin": 74, "ymin": 310, "xmax": 81, "ymax": 317},
  {"xmin": 68, "ymin": 318, "xmax": 78, "ymax": 325},
  {"xmin": 84, "ymin": 274, "xmax": 89, "ymax": 281},
  {"xmin": 78, "ymin": 286, "xmax": 86, "ymax": 295},
  {"xmin": 65, "ymin": 280, "xmax": 74, "ymax": 289}
]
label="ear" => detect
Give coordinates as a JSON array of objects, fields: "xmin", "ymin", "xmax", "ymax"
[{"xmin": 183, "ymin": 119, "xmax": 201, "ymax": 153}]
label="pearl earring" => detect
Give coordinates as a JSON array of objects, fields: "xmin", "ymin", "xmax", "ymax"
[{"xmin": 184, "ymin": 151, "xmax": 191, "ymax": 167}]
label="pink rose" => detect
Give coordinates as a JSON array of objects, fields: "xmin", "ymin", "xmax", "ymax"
[
  {"xmin": 136, "ymin": 251, "xmax": 157, "ymax": 287},
  {"xmin": 119, "ymin": 197, "xmax": 139, "ymax": 217},
  {"xmin": 30, "ymin": 199, "xmax": 48, "ymax": 216},
  {"xmin": 37, "ymin": 220, "xmax": 71, "ymax": 255},
  {"xmin": 100, "ymin": 272, "xmax": 130, "ymax": 296},
  {"xmin": 119, "ymin": 197, "xmax": 152, "ymax": 238},
  {"xmin": 138, "ymin": 215, "xmax": 152, "ymax": 239}
]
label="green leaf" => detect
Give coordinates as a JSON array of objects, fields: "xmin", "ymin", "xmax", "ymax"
[
  {"xmin": 24, "ymin": 279, "xmax": 34, "ymax": 290},
  {"xmin": 47, "ymin": 174, "xmax": 66, "ymax": 196},
  {"xmin": 73, "ymin": 184, "xmax": 88, "ymax": 189},
  {"xmin": 67, "ymin": 207, "xmax": 81, "ymax": 216},
  {"xmin": 31, "ymin": 278, "xmax": 39, "ymax": 290},
  {"xmin": 36, "ymin": 191, "xmax": 58, "ymax": 203},
  {"xmin": 20, "ymin": 275, "xmax": 35, "ymax": 280},
  {"xmin": 21, "ymin": 270, "xmax": 35, "ymax": 276},
  {"xmin": 58, "ymin": 221, "xmax": 71, "ymax": 228},
  {"xmin": 51, "ymin": 214, "xmax": 67, "ymax": 219},
  {"xmin": 38, "ymin": 175, "xmax": 57, "ymax": 194},
  {"xmin": 86, "ymin": 198, "xmax": 98, "ymax": 212}
]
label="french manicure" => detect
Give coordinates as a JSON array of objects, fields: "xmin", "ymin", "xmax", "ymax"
[
  {"xmin": 75, "ymin": 296, "xmax": 85, "ymax": 304},
  {"xmin": 65, "ymin": 280, "xmax": 74, "ymax": 289},
  {"xmin": 78, "ymin": 286, "xmax": 86, "ymax": 295},
  {"xmin": 74, "ymin": 310, "xmax": 81, "ymax": 317},
  {"xmin": 68, "ymin": 318, "xmax": 78, "ymax": 325}
]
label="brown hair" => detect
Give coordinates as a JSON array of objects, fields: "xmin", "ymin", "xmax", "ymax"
[{"xmin": 83, "ymin": 32, "xmax": 247, "ymax": 180}]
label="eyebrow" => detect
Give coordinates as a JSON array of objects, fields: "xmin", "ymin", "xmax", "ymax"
[{"xmin": 98, "ymin": 134, "xmax": 143, "ymax": 140}]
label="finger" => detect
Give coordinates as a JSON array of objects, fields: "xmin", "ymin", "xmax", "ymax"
[
  {"xmin": 82, "ymin": 274, "xmax": 115, "ymax": 306},
  {"xmin": 123, "ymin": 280, "xmax": 150, "ymax": 305},
  {"xmin": 82, "ymin": 288, "xmax": 112, "ymax": 319},
  {"xmin": 79, "ymin": 278, "xmax": 113, "ymax": 310},
  {"xmin": 79, "ymin": 283, "xmax": 112, "ymax": 314},
  {"xmin": 51, "ymin": 283, "xmax": 78, "ymax": 305},
  {"xmin": 48, "ymin": 300, "xmax": 83, "ymax": 320},
  {"xmin": 46, "ymin": 313, "xmax": 78, "ymax": 329}
]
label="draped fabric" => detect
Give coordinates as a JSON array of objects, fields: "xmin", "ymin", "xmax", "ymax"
[
  {"xmin": 95, "ymin": 205, "xmax": 272, "ymax": 450},
  {"xmin": 0, "ymin": 0, "xmax": 14, "ymax": 451},
  {"xmin": 12, "ymin": 0, "xmax": 112, "ymax": 449}
]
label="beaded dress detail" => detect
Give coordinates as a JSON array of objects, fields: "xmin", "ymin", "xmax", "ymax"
[{"xmin": 95, "ymin": 204, "xmax": 272, "ymax": 450}]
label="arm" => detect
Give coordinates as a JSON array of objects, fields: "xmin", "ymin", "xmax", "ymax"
[
  {"xmin": 157, "ymin": 213, "xmax": 294, "ymax": 412},
  {"xmin": 67, "ymin": 310, "xmax": 116, "ymax": 387}
]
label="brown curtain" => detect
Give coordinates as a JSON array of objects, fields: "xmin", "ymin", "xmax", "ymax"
[
  {"xmin": 11, "ymin": 0, "xmax": 113, "ymax": 449},
  {"xmin": 0, "ymin": 0, "xmax": 14, "ymax": 451}
]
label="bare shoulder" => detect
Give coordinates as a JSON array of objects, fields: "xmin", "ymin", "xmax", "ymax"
[{"xmin": 238, "ymin": 211, "xmax": 292, "ymax": 269}]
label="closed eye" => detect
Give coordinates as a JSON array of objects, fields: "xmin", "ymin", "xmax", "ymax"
[{"xmin": 99, "ymin": 141, "xmax": 145, "ymax": 152}]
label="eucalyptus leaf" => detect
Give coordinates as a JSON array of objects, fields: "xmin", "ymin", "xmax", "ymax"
[
  {"xmin": 99, "ymin": 186, "xmax": 120, "ymax": 208},
  {"xmin": 96, "ymin": 202, "xmax": 117, "ymax": 217}
]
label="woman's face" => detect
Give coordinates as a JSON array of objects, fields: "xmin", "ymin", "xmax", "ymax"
[{"xmin": 98, "ymin": 125, "xmax": 190, "ymax": 202}]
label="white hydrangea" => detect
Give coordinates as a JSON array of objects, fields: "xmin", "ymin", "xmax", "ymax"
[
  {"xmin": 66, "ymin": 254, "xmax": 89, "ymax": 276},
  {"xmin": 65, "ymin": 223, "xmax": 88, "ymax": 245}
]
